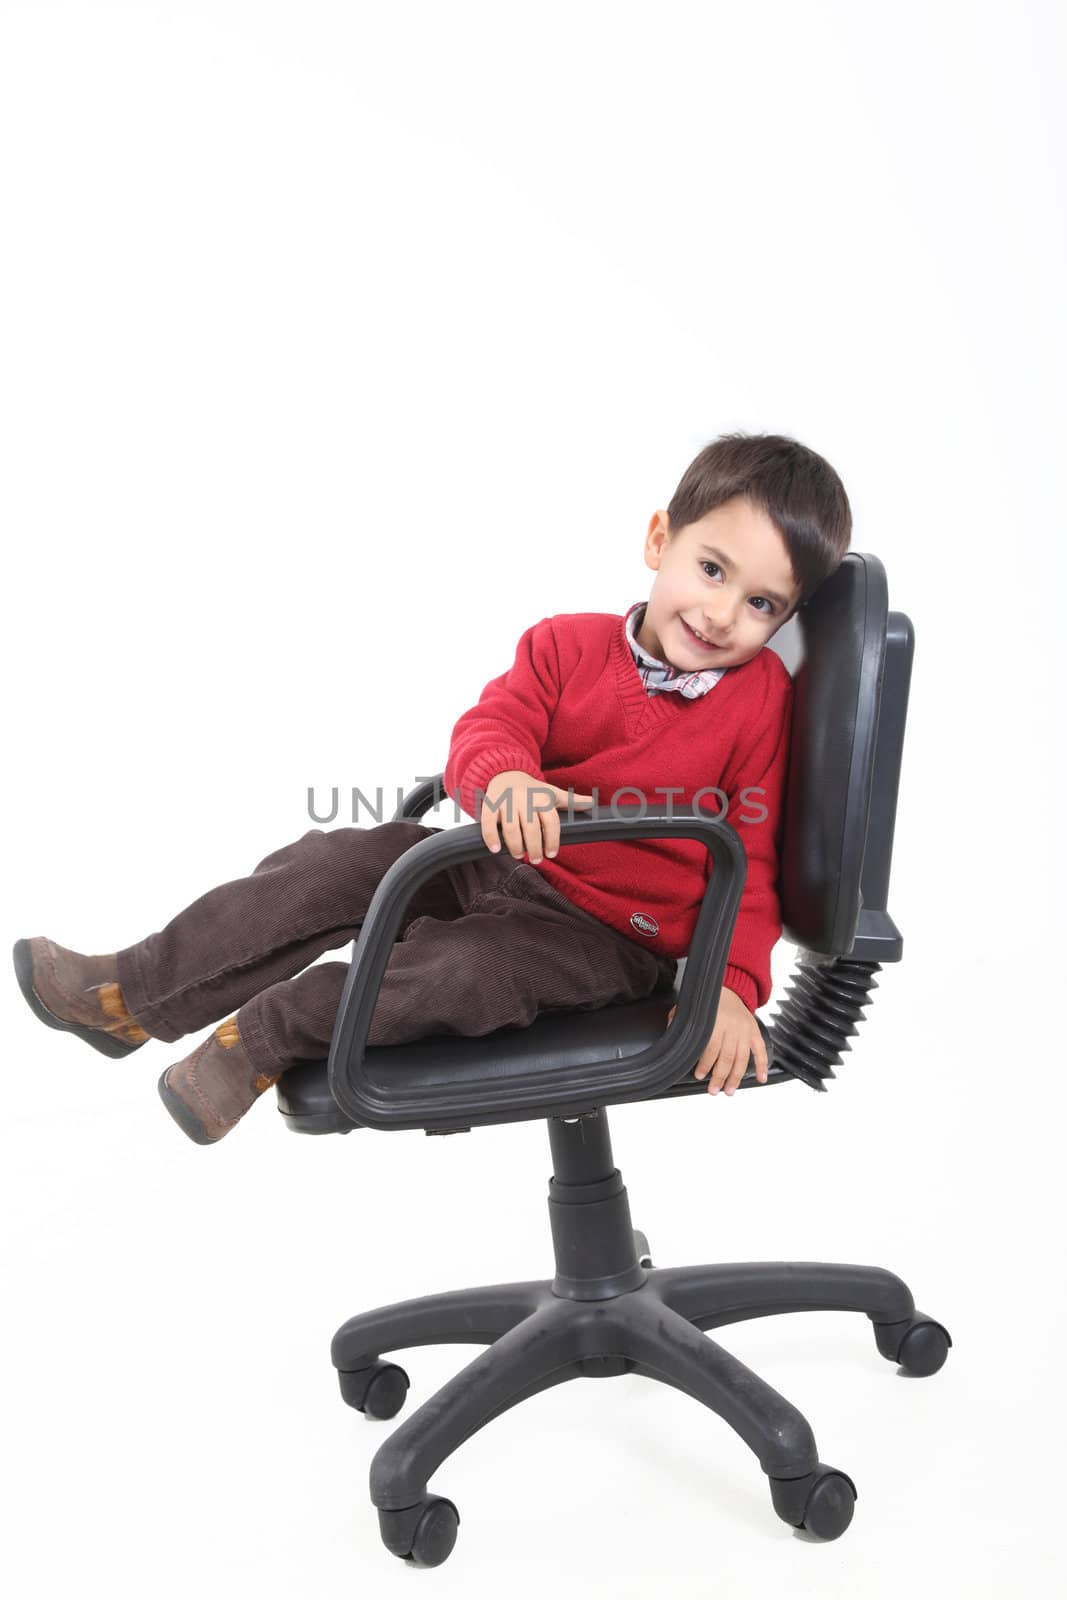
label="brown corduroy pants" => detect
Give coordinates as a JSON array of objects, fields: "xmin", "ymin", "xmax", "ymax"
[{"xmin": 115, "ymin": 822, "xmax": 678, "ymax": 1077}]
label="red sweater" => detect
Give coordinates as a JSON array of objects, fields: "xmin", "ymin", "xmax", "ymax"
[{"xmin": 443, "ymin": 610, "xmax": 794, "ymax": 1013}]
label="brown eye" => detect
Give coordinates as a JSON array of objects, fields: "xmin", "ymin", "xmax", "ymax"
[{"xmin": 701, "ymin": 559, "xmax": 776, "ymax": 615}]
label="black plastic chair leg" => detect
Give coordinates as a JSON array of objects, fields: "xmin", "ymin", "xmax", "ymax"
[
  {"xmin": 620, "ymin": 1291, "xmax": 819, "ymax": 1479},
  {"xmin": 653, "ymin": 1260, "xmax": 915, "ymax": 1330},
  {"xmin": 367, "ymin": 1304, "xmax": 579, "ymax": 1510},
  {"xmin": 331, "ymin": 1279, "xmax": 545, "ymax": 1370}
]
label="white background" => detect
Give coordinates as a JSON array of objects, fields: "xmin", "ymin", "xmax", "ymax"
[{"xmin": 2, "ymin": 1, "xmax": 1064, "ymax": 1595}]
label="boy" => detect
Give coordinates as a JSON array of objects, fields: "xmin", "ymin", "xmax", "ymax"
[{"xmin": 14, "ymin": 432, "xmax": 851, "ymax": 1141}]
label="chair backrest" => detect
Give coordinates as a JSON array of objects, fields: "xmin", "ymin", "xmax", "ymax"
[{"xmin": 765, "ymin": 552, "xmax": 913, "ymax": 962}]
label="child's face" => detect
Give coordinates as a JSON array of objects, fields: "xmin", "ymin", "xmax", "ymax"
[{"xmin": 635, "ymin": 496, "xmax": 802, "ymax": 673}]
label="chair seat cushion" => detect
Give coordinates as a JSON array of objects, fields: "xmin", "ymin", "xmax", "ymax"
[
  {"xmin": 275, "ymin": 961, "xmax": 780, "ymax": 1134},
  {"xmin": 277, "ymin": 986, "xmax": 678, "ymax": 1133}
]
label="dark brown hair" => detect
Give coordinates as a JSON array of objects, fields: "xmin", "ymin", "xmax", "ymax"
[{"xmin": 666, "ymin": 432, "xmax": 852, "ymax": 610}]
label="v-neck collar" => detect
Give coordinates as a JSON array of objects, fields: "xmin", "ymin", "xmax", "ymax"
[{"xmin": 611, "ymin": 609, "xmax": 745, "ymax": 737}]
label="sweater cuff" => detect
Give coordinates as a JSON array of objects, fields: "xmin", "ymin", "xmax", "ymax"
[{"xmin": 722, "ymin": 964, "xmax": 759, "ymax": 1015}]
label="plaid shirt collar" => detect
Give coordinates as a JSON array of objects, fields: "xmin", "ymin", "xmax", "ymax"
[{"xmin": 624, "ymin": 601, "xmax": 729, "ymax": 699}]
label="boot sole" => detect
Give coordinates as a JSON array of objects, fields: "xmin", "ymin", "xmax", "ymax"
[
  {"xmin": 157, "ymin": 1066, "xmax": 220, "ymax": 1145},
  {"xmin": 13, "ymin": 939, "xmax": 145, "ymax": 1060}
]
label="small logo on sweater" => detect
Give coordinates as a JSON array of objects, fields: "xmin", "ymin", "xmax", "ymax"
[{"xmin": 629, "ymin": 911, "xmax": 660, "ymax": 938}]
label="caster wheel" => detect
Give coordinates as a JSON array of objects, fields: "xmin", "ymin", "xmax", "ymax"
[
  {"xmin": 874, "ymin": 1312, "xmax": 952, "ymax": 1376},
  {"xmin": 379, "ymin": 1496, "xmax": 460, "ymax": 1567},
  {"xmin": 801, "ymin": 1466, "xmax": 857, "ymax": 1540},
  {"xmin": 897, "ymin": 1316, "xmax": 951, "ymax": 1377},
  {"xmin": 632, "ymin": 1227, "xmax": 653, "ymax": 1269},
  {"xmin": 337, "ymin": 1360, "xmax": 410, "ymax": 1418},
  {"xmin": 769, "ymin": 1462, "xmax": 857, "ymax": 1539}
]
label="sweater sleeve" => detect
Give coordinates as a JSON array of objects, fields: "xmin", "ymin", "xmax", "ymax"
[
  {"xmin": 713, "ymin": 665, "xmax": 794, "ymax": 1014},
  {"xmin": 444, "ymin": 616, "xmax": 561, "ymax": 822}
]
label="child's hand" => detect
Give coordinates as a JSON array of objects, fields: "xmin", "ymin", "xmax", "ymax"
[
  {"xmin": 480, "ymin": 770, "xmax": 596, "ymax": 863},
  {"xmin": 665, "ymin": 986, "xmax": 768, "ymax": 1095}
]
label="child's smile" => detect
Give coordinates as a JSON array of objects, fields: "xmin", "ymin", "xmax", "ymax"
[{"xmin": 678, "ymin": 616, "xmax": 730, "ymax": 654}]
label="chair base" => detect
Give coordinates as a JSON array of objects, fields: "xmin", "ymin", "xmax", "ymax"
[{"xmin": 329, "ymin": 1114, "xmax": 951, "ymax": 1565}]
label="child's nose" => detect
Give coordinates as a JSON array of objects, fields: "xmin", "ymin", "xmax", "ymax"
[{"xmin": 704, "ymin": 605, "xmax": 736, "ymax": 633}]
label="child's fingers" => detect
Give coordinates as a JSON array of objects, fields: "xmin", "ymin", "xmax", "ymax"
[
  {"xmin": 554, "ymin": 787, "xmax": 596, "ymax": 810},
  {"xmin": 543, "ymin": 787, "xmax": 591, "ymax": 851},
  {"xmin": 707, "ymin": 1040, "xmax": 743, "ymax": 1095},
  {"xmin": 695, "ymin": 1041, "xmax": 721, "ymax": 1082},
  {"xmin": 534, "ymin": 809, "xmax": 560, "ymax": 860},
  {"xmin": 520, "ymin": 812, "xmax": 548, "ymax": 863},
  {"xmin": 510, "ymin": 792, "xmax": 541, "ymax": 858},
  {"xmin": 723, "ymin": 1059, "xmax": 748, "ymax": 1095},
  {"xmin": 498, "ymin": 813, "xmax": 527, "ymax": 859},
  {"xmin": 721, "ymin": 1036, "xmax": 766, "ymax": 1093}
]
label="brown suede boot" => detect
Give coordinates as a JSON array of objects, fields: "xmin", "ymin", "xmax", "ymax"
[
  {"xmin": 13, "ymin": 937, "xmax": 151, "ymax": 1057},
  {"xmin": 157, "ymin": 1018, "xmax": 281, "ymax": 1144}
]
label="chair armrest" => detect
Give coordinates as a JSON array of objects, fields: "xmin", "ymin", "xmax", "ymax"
[{"xmin": 326, "ymin": 803, "xmax": 748, "ymax": 1130}]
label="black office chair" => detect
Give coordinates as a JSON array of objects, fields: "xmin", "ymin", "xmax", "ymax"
[{"xmin": 276, "ymin": 552, "xmax": 951, "ymax": 1567}]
